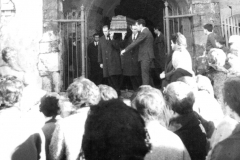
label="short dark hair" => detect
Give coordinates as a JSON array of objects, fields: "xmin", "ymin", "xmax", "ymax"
[
  {"xmin": 39, "ymin": 93, "xmax": 60, "ymax": 117},
  {"xmin": 154, "ymin": 26, "xmax": 162, "ymax": 32},
  {"xmin": 102, "ymin": 25, "xmax": 109, "ymax": 29},
  {"xmin": 164, "ymin": 82, "xmax": 195, "ymax": 115},
  {"xmin": 223, "ymin": 77, "xmax": 240, "ymax": 116},
  {"xmin": 203, "ymin": 24, "xmax": 213, "ymax": 32},
  {"xmin": 136, "ymin": 19, "xmax": 146, "ymax": 27},
  {"xmin": 93, "ymin": 33, "xmax": 100, "ymax": 37},
  {"xmin": 82, "ymin": 99, "xmax": 151, "ymax": 160}
]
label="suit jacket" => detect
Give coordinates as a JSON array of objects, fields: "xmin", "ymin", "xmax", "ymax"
[
  {"xmin": 125, "ymin": 27, "xmax": 155, "ymax": 61},
  {"xmin": 120, "ymin": 34, "xmax": 141, "ymax": 76},
  {"xmin": 153, "ymin": 33, "xmax": 165, "ymax": 69},
  {"xmin": 98, "ymin": 36, "xmax": 122, "ymax": 77},
  {"xmin": 169, "ymin": 112, "xmax": 207, "ymax": 160},
  {"xmin": 87, "ymin": 42, "xmax": 102, "ymax": 74}
]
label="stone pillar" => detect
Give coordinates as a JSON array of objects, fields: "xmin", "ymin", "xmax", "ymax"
[{"xmin": 40, "ymin": 0, "xmax": 62, "ymax": 92}]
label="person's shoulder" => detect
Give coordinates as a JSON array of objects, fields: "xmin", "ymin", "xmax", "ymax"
[{"xmin": 59, "ymin": 107, "xmax": 90, "ymax": 126}]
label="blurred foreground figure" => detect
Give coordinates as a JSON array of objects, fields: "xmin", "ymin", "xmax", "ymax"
[
  {"xmin": 0, "ymin": 76, "xmax": 46, "ymax": 160},
  {"xmin": 82, "ymin": 99, "xmax": 150, "ymax": 160},
  {"xmin": 209, "ymin": 77, "xmax": 240, "ymax": 160}
]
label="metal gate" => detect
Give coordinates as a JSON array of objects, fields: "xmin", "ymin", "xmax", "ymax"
[
  {"xmin": 48, "ymin": 5, "xmax": 87, "ymax": 90},
  {"xmin": 221, "ymin": 14, "xmax": 240, "ymax": 48}
]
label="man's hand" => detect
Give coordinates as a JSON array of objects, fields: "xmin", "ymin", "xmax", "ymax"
[
  {"xmin": 120, "ymin": 49, "xmax": 126, "ymax": 56},
  {"xmin": 100, "ymin": 64, "xmax": 103, "ymax": 68}
]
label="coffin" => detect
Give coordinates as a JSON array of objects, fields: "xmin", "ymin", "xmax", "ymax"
[{"xmin": 110, "ymin": 15, "xmax": 135, "ymax": 33}]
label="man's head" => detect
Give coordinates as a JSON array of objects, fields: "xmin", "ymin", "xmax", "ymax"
[
  {"xmin": 154, "ymin": 26, "xmax": 162, "ymax": 35},
  {"xmin": 135, "ymin": 19, "xmax": 146, "ymax": 31},
  {"xmin": 131, "ymin": 25, "xmax": 138, "ymax": 35},
  {"xmin": 203, "ymin": 23, "xmax": 213, "ymax": 35},
  {"xmin": 93, "ymin": 33, "xmax": 100, "ymax": 42},
  {"xmin": 102, "ymin": 25, "xmax": 109, "ymax": 37},
  {"xmin": 39, "ymin": 92, "xmax": 60, "ymax": 117}
]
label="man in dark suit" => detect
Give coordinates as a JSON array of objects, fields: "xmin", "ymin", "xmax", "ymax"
[
  {"xmin": 120, "ymin": 25, "xmax": 142, "ymax": 91},
  {"xmin": 152, "ymin": 26, "xmax": 165, "ymax": 88},
  {"xmin": 98, "ymin": 25, "xmax": 122, "ymax": 95},
  {"xmin": 121, "ymin": 19, "xmax": 155, "ymax": 85},
  {"xmin": 87, "ymin": 33, "xmax": 103, "ymax": 85}
]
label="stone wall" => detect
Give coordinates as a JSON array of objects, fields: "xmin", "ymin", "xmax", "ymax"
[
  {"xmin": 191, "ymin": 0, "xmax": 221, "ymax": 71},
  {"xmin": 0, "ymin": 0, "xmax": 43, "ymax": 88}
]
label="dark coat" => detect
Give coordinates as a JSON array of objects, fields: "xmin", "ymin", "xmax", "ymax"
[
  {"xmin": 165, "ymin": 68, "xmax": 192, "ymax": 84},
  {"xmin": 153, "ymin": 33, "xmax": 165, "ymax": 69},
  {"xmin": 120, "ymin": 34, "xmax": 141, "ymax": 76},
  {"xmin": 98, "ymin": 36, "xmax": 122, "ymax": 77},
  {"xmin": 206, "ymin": 32, "xmax": 217, "ymax": 53},
  {"xmin": 125, "ymin": 27, "xmax": 155, "ymax": 61},
  {"xmin": 88, "ymin": 42, "xmax": 103, "ymax": 75},
  {"xmin": 170, "ymin": 112, "xmax": 207, "ymax": 160}
]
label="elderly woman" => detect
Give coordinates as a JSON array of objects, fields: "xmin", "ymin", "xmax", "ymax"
[
  {"xmin": 208, "ymin": 77, "xmax": 240, "ymax": 160},
  {"xmin": 178, "ymin": 76, "xmax": 223, "ymax": 139},
  {"xmin": 160, "ymin": 33, "xmax": 193, "ymax": 87},
  {"xmin": 206, "ymin": 48, "xmax": 228, "ymax": 111},
  {"xmin": 164, "ymin": 81, "xmax": 207, "ymax": 160},
  {"xmin": 0, "ymin": 76, "xmax": 46, "ymax": 160},
  {"xmin": 82, "ymin": 99, "xmax": 150, "ymax": 160},
  {"xmin": 131, "ymin": 86, "xmax": 191, "ymax": 160},
  {"xmin": 49, "ymin": 77, "xmax": 100, "ymax": 160}
]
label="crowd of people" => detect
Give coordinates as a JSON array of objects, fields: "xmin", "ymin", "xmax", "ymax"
[{"xmin": 1, "ymin": 20, "xmax": 240, "ymax": 160}]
